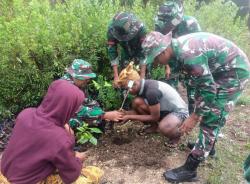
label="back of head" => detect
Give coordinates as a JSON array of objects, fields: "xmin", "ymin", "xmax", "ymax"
[
  {"xmin": 37, "ymin": 80, "xmax": 85, "ymax": 127},
  {"xmin": 155, "ymin": 1, "xmax": 184, "ymax": 34},
  {"xmin": 110, "ymin": 12, "xmax": 143, "ymax": 41}
]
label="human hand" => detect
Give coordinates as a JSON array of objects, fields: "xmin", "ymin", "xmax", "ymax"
[
  {"xmin": 103, "ymin": 111, "xmax": 124, "ymax": 122},
  {"xmin": 64, "ymin": 123, "xmax": 74, "ymax": 136},
  {"xmin": 179, "ymin": 113, "xmax": 201, "ymax": 135},
  {"xmin": 75, "ymin": 151, "xmax": 88, "ymax": 162},
  {"xmin": 120, "ymin": 115, "xmax": 130, "ymax": 124},
  {"xmin": 113, "ymin": 76, "xmax": 119, "ymax": 88}
]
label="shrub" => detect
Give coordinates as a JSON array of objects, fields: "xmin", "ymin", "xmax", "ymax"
[{"xmin": 0, "ymin": 0, "xmax": 249, "ymax": 120}]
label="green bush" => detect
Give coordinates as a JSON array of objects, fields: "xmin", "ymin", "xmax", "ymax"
[{"xmin": 0, "ymin": 0, "xmax": 249, "ymax": 120}]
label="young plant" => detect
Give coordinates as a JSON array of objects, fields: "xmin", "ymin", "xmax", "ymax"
[
  {"xmin": 90, "ymin": 75, "xmax": 122, "ymax": 110},
  {"xmin": 76, "ymin": 123, "xmax": 102, "ymax": 145}
]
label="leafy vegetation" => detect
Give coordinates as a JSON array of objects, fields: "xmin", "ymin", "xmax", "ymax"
[
  {"xmin": 91, "ymin": 75, "xmax": 122, "ymax": 110},
  {"xmin": 76, "ymin": 123, "xmax": 102, "ymax": 145},
  {"xmin": 0, "ymin": 0, "xmax": 249, "ymax": 121}
]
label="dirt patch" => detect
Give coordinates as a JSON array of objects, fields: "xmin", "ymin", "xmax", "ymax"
[{"xmin": 83, "ymin": 122, "xmax": 200, "ymax": 184}]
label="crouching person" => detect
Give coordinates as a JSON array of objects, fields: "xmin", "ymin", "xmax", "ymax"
[
  {"xmin": 0, "ymin": 80, "xmax": 103, "ymax": 184},
  {"xmin": 62, "ymin": 59, "xmax": 123, "ymax": 132},
  {"xmin": 120, "ymin": 78, "xmax": 189, "ymax": 144}
]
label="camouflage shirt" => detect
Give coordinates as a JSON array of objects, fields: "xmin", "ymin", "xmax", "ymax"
[
  {"xmin": 172, "ymin": 15, "xmax": 201, "ymax": 38},
  {"xmin": 171, "ymin": 32, "xmax": 250, "ymax": 116},
  {"xmin": 158, "ymin": 15, "xmax": 201, "ymax": 86},
  {"xmin": 167, "ymin": 15, "xmax": 201, "ymax": 89},
  {"xmin": 107, "ymin": 24, "xmax": 147, "ymax": 66},
  {"xmin": 61, "ymin": 74, "xmax": 104, "ymax": 128}
]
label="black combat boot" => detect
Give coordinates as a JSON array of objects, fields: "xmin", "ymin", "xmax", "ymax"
[
  {"xmin": 163, "ymin": 154, "xmax": 200, "ymax": 183},
  {"xmin": 187, "ymin": 141, "xmax": 216, "ymax": 157}
]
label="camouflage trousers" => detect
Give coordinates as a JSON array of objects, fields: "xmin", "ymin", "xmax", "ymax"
[
  {"xmin": 191, "ymin": 77, "xmax": 249, "ymax": 161},
  {"xmin": 244, "ymin": 154, "xmax": 250, "ymax": 183}
]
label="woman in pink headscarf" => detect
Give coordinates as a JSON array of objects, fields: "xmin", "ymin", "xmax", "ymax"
[{"xmin": 0, "ymin": 80, "xmax": 102, "ymax": 184}]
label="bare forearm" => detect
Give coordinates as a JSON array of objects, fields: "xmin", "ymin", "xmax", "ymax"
[
  {"xmin": 113, "ymin": 65, "xmax": 119, "ymax": 79},
  {"xmin": 126, "ymin": 114, "xmax": 159, "ymax": 123}
]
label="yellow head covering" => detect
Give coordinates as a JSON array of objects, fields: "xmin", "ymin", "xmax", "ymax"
[{"xmin": 115, "ymin": 62, "xmax": 140, "ymax": 87}]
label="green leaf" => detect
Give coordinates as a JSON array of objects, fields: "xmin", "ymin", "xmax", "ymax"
[
  {"xmin": 92, "ymin": 80, "xmax": 100, "ymax": 90},
  {"xmin": 76, "ymin": 127, "xmax": 85, "ymax": 132},
  {"xmin": 89, "ymin": 137, "xmax": 97, "ymax": 145},
  {"xmin": 77, "ymin": 137, "xmax": 88, "ymax": 144},
  {"xmin": 104, "ymin": 81, "xmax": 112, "ymax": 87},
  {"xmin": 90, "ymin": 127, "xmax": 102, "ymax": 134},
  {"xmin": 83, "ymin": 132, "xmax": 92, "ymax": 139}
]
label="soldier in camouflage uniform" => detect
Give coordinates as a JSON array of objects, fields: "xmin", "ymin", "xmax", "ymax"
[
  {"xmin": 107, "ymin": 12, "xmax": 148, "ymax": 84},
  {"xmin": 244, "ymin": 154, "xmax": 250, "ymax": 183},
  {"xmin": 62, "ymin": 59, "xmax": 123, "ymax": 131},
  {"xmin": 142, "ymin": 31, "xmax": 250, "ymax": 182},
  {"xmin": 155, "ymin": 0, "xmax": 201, "ymax": 113}
]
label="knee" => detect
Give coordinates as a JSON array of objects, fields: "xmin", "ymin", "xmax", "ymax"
[
  {"xmin": 158, "ymin": 123, "xmax": 174, "ymax": 138},
  {"xmin": 132, "ymin": 97, "xmax": 144, "ymax": 109}
]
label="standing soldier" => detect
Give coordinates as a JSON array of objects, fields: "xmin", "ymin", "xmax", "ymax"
[
  {"xmin": 154, "ymin": 0, "xmax": 201, "ymax": 113},
  {"xmin": 142, "ymin": 31, "xmax": 250, "ymax": 182},
  {"xmin": 107, "ymin": 12, "xmax": 148, "ymax": 84}
]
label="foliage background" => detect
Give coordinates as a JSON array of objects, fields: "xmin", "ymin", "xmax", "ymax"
[{"xmin": 0, "ymin": 0, "xmax": 249, "ymax": 120}]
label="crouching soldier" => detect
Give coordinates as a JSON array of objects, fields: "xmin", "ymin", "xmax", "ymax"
[
  {"xmin": 141, "ymin": 31, "xmax": 250, "ymax": 182},
  {"xmin": 62, "ymin": 59, "xmax": 123, "ymax": 131}
]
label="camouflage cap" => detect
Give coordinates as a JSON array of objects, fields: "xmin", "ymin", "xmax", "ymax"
[
  {"xmin": 142, "ymin": 31, "xmax": 172, "ymax": 64},
  {"xmin": 155, "ymin": 1, "xmax": 183, "ymax": 34},
  {"xmin": 66, "ymin": 59, "xmax": 96, "ymax": 80},
  {"xmin": 110, "ymin": 12, "xmax": 143, "ymax": 41}
]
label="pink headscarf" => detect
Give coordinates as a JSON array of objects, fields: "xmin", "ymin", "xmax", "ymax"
[{"xmin": 1, "ymin": 80, "xmax": 85, "ymax": 184}]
